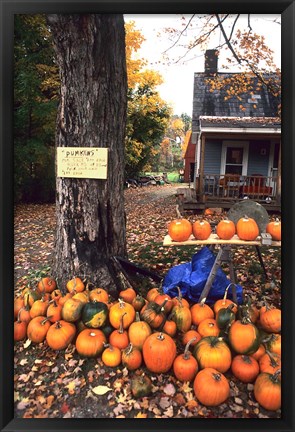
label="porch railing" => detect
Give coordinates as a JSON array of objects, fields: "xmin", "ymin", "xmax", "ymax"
[{"xmin": 201, "ymin": 174, "xmax": 278, "ymax": 202}]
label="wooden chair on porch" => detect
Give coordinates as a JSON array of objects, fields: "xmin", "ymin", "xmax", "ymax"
[{"xmin": 218, "ymin": 174, "xmax": 242, "ymax": 197}]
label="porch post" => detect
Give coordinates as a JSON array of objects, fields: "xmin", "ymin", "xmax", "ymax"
[{"xmin": 198, "ymin": 133, "xmax": 205, "ymax": 201}]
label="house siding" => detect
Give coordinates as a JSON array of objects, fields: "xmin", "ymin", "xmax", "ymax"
[{"xmin": 204, "ymin": 140, "xmax": 222, "ymax": 174}]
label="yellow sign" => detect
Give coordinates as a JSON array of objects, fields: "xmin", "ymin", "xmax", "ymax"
[{"xmin": 57, "ymin": 147, "xmax": 108, "ymax": 179}]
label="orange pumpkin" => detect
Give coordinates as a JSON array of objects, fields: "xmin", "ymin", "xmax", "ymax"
[
  {"xmin": 142, "ymin": 332, "xmax": 177, "ymax": 373},
  {"xmin": 75, "ymin": 328, "xmax": 106, "ymax": 357},
  {"xmin": 27, "ymin": 316, "xmax": 52, "ymax": 343},
  {"xmin": 14, "ymin": 310, "xmax": 28, "ymax": 342},
  {"xmin": 89, "ymin": 287, "xmax": 109, "ymax": 303},
  {"xmin": 29, "ymin": 298, "xmax": 50, "ymax": 319},
  {"xmin": 102, "ymin": 344, "xmax": 122, "ymax": 367},
  {"xmin": 58, "ymin": 292, "xmax": 74, "ymax": 307},
  {"xmin": 66, "ymin": 277, "xmax": 85, "ymax": 293},
  {"xmin": 168, "ymin": 219, "xmax": 192, "ymax": 242},
  {"xmin": 121, "ymin": 343, "xmax": 142, "ymax": 370},
  {"xmin": 193, "ymin": 368, "xmax": 230, "ymax": 406},
  {"xmin": 132, "ymin": 294, "xmax": 146, "ymax": 312},
  {"xmin": 46, "ymin": 320, "xmax": 76, "ymax": 350},
  {"xmin": 254, "ymin": 370, "xmax": 281, "ymax": 411},
  {"xmin": 109, "ymin": 299, "xmax": 135, "ymax": 329},
  {"xmin": 197, "ymin": 318, "xmax": 220, "ymax": 338},
  {"xmin": 46, "ymin": 300, "xmax": 63, "ymax": 323},
  {"xmin": 190, "ymin": 298, "xmax": 214, "ymax": 326},
  {"xmin": 264, "ymin": 333, "xmax": 281, "ymax": 356},
  {"xmin": 140, "ymin": 299, "xmax": 167, "ymax": 329},
  {"xmin": 251, "ymin": 344, "xmax": 266, "ymax": 361},
  {"xmin": 259, "ymin": 307, "xmax": 281, "ymax": 333},
  {"xmin": 37, "ymin": 277, "xmax": 57, "ymax": 294},
  {"xmin": 119, "ymin": 287, "xmax": 137, "ymax": 304},
  {"xmin": 170, "ymin": 298, "xmax": 192, "ymax": 333},
  {"xmin": 193, "ymin": 336, "xmax": 232, "ymax": 373},
  {"xmin": 266, "ymin": 218, "xmax": 281, "ymax": 241},
  {"xmin": 61, "ymin": 298, "xmax": 84, "ymax": 323},
  {"xmin": 128, "ymin": 312, "xmax": 152, "ymax": 350},
  {"xmin": 154, "ymin": 293, "xmax": 173, "ymax": 314},
  {"xmin": 228, "ymin": 319, "xmax": 260, "ymax": 355},
  {"xmin": 216, "ymin": 219, "xmax": 236, "ymax": 240},
  {"xmin": 231, "ymin": 354, "xmax": 260, "ymax": 383},
  {"xmin": 259, "ymin": 351, "xmax": 281, "ymax": 374},
  {"xmin": 182, "ymin": 329, "xmax": 202, "ymax": 347},
  {"xmin": 14, "ymin": 296, "xmax": 25, "ymax": 320},
  {"xmin": 192, "ymin": 220, "xmax": 211, "ymax": 240},
  {"xmin": 146, "ymin": 287, "xmax": 161, "ymax": 302},
  {"xmin": 213, "ymin": 284, "xmax": 238, "ymax": 315},
  {"xmin": 161, "ymin": 319, "xmax": 177, "ymax": 338},
  {"xmin": 173, "ymin": 337, "xmax": 199, "ymax": 382},
  {"xmin": 109, "ymin": 312, "xmax": 129, "ymax": 350},
  {"xmin": 236, "ymin": 215, "xmax": 259, "ymax": 241}
]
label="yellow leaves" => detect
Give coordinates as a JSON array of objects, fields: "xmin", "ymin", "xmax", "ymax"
[
  {"xmin": 92, "ymin": 385, "xmax": 112, "ymax": 396},
  {"xmin": 134, "ymin": 412, "xmax": 148, "ymax": 418}
]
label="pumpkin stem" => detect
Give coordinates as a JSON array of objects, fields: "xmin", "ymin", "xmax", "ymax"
[
  {"xmin": 125, "ymin": 343, "xmax": 133, "ymax": 355},
  {"xmin": 183, "ymin": 337, "xmax": 196, "ymax": 360},
  {"xmin": 157, "ymin": 332, "xmax": 165, "ymax": 341},
  {"xmin": 212, "ymin": 372, "xmax": 222, "ymax": 381},
  {"xmin": 160, "ymin": 298, "xmax": 169, "ymax": 311},
  {"xmin": 271, "ymin": 369, "xmax": 281, "ymax": 383},
  {"xmin": 176, "ymin": 286, "xmax": 183, "ymax": 301},
  {"xmin": 200, "ymin": 297, "xmax": 207, "ymax": 307},
  {"xmin": 55, "ymin": 321, "xmax": 62, "ymax": 329},
  {"xmin": 118, "ymin": 313, "xmax": 127, "ymax": 334},
  {"xmin": 24, "ymin": 293, "xmax": 31, "ymax": 310},
  {"xmin": 41, "ymin": 316, "xmax": 52, "ymax": 325},
  {"xmin": 118, "ymin": 298, "xmax": 126, "ymax": 308},
  {"xmin": 265, "ymin": 350, "xmax": 280, "ymax": 368},
  {"xmin": 17, "ymin": 308, "xmax": 24, "ymax": 323},
  {"xmin": 135, "ymin": 311, "xmax": 141, "ymax": 322}
]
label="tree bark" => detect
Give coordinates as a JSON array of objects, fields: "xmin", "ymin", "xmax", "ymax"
[{"xmin": 46, "ymin": 14, "xmax": 127, "ymax": 296}]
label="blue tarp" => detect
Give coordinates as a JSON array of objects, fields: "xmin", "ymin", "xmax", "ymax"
[{"xmin": 162, "ymin": 246, "xmax": 243, "ymax": 305}]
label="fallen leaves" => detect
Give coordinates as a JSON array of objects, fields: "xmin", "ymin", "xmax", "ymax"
[{"xmin": 92, "ymin": 385, "xmax": 112, "ymax": 396}]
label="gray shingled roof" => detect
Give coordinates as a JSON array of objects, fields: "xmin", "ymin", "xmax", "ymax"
[{"xmin": 199, "ymin": 116, "xmax": 281, "ymax": 130}]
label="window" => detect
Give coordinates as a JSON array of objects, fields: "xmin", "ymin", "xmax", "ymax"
[{"xmin": 221, "ymin": 141, "xmax": 249, "ymax": 175}]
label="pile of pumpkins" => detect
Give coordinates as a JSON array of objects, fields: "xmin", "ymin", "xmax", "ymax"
[
  {"xmin": 14, "ymin": 276, "xmax": 281, "ymax": 411},
  {"xmin": 168, "ymin": 215, "xmax": 281, "ymax": 242}
]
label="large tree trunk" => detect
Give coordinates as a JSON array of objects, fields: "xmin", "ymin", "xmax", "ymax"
[{"xmin": 47, "ymin": 14, "xmax": 127, "ymax": 296}]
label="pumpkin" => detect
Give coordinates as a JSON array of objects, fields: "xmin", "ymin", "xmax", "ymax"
[
  {"xmin": 131, "ymin": 373, "xmax": 152, "ymax": 398},
  {"xmin": 46, "ymin": 300, "xmax": 63, "ymax": 323},
  {"xmin": 46, "ymin": 320, "xmax": 76, "ymax": 350},
  {"xmin": 142, "ymin": 332, "xmax": 177, "ymax": 373},
  {"xmin": 171, "ymin": 287, "xmax": 190, "ymax": 309},
  {"xmin": 204, "ymin": 208, "xmax": 214, "ymax": 216},
  {"xmin": 197, "ymin": 318, "xmax": 220, "ymax": 338},
  {"xmin": 213, "ymin": 284, "xmax": 238, "ymax": 315},
  {"xmin": 121, "ymin": 343, "xmax": 142, "ymax": 370},
  {"xmin": 193, "ymin": 336, "xmax": 232, "ymax": 373},
  {"xmin": 146, "ymin": 287, "xmax": 162, "ymax": 303},
  {"xmin": 216, "ymin": 218, "xmax": 236, "ymax": 240},
  {"xmin": 168, "ymin": 218, "xmax": 192, "ymax": 242},
  {"xmin": 132, "ymin": 294, "xmax": 146, "ymax": 312},
  {"xmin": 264, "ymin": 333, "xmax": 281, "ymax": 356},
  {"xmin": 72, "ymin": 291, "xmax": 89, "ymax": 304},
  {"xmin": 18, "ymin": 301, "xmax": 31, "ymax": 324},
  {"xmin": 61, "ymin": 298, "xmax": 84, "ymax": 322},
  {"xmin": 81, "ymin": 301, "xmax": 109, "ymax": 328},
  {"xmin": 266, "ymin": 218, "xmax": 281, "ymax": 241},
  {"xmin": 254, "ymin": 370, "xmax": 281, "ymax": 411},
  {"xmin": 37, "ymin": 277, "xmax": 57, "ymax": 294},
  {"xmin": 14, "ymin": 310, "xmax": 28, "ymax": 342},
  {"xmin": 51, "ymin": 289, "xmax": 62, "ymax": 303},
  {"xmin": 119, "ymin": 287, "xmax": 137, "ymax": 304},
  {"xmin": 216, "ymin": 304, "xmax": 236, "ymax": 331},
  {"xmin": 228, "ymin": 318, "xmax": 260, "ymax": 355},
  {"xmin": 193, "ymin": 368, "xmax": 230, "ymax": 407},
  {"xmin": 66, "ymin": 277, "xmax": 85, "ymax": 293},
  {"xmin": 192, "ymin": 220, "xmax": 211, "ymax": 240},
  {"xmin": 128, "ymin": 312, "xmax": 152, "ymax": 350},
  {"xmin": 161, "ymin": 318, "xmax": 177, "ymax": 338},
  {"xmin": 75, "ymin": 328, "xmax": 106, "ymax": 357},
  {"xmin": 173, "ymin": 337, "xmax": 199, "ymax": 382},
  {"xmin": 109, "ymin": 299, "xmax": 135, "ymax": 330},
  {"xmin": 154, "ymin": 293, "xmax": 173, "ymax": 314},
  {"xmin": 109, "ymin": 312, "xmax": 129, "ymax": 350},
  {"xmin": 89, "ymin": 287, "xmax": 109, "ymax": 303},
  {"xmin": 231, "ymin": 355, "xmax": 260, "ymax": 383},
  {"xmin": 190, "ymin": 298, "xmax": 214, "ymax": 326},
  {"xmin": 102, "ymin": 344, "xmax": 122, "ymax": 367},
  {"xmin": 58, "ymin": 292, "xmax": 74, "ymax": 307},
  {"xmin": 22, "ymin": 287, "xmax": 42, "ymax": 307},
  {"xmin": 251, "ymin": 344, "xmax": 266, "ymax": 361},
  {"xmin": 182, "ymin": 329, "xmax": 202, "ymax": 347},
  {"xmin": 239, "ymin": 295, "xmax": 260, "ymax": 324},
  {"xmin": 259, "ymin": 351, "xmax": 281, "ymax": 374},
  {"xmin": 170, "ymin": 297, "xmax": 192, "ymax": 333},
  {"xmin": 140, "ymin": 299, "xmax": 167, "ymax": 329},
  {"xmin": 236, "ymin": 215, "xmax": 259, "ymax": 241},
  {"xmin": 14, "ymin": 296, "xmax": 25, "ymax": 320},
  {"xmin": 259, "ymin": 307, "xmax": 281, "ymax": 333},
  {"xmin": 27, "ymin": 316, "xmax": 52, "ymax": 343}
]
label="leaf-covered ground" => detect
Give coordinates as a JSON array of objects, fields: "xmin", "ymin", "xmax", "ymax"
[{"xmin": 14, "ymin": 184, "xmax": 281, "ymax": 418}]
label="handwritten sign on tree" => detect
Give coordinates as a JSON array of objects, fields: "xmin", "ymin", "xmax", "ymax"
[{"xmin": 57, "ymin": 147, "xmax": 108, "ymax": 179}]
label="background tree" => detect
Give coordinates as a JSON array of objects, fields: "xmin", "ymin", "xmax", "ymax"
[
  {"xmin": 46, "ymin": 14, "xmax": 128, "ymax": 294},
  {"xmin": 14, "ymin": 15, "xmax": 59, "ymax": 202},
  {"xmin": 162, "ymin": 14, "xmax": 281, "ymax": 115},
  {"xmin": 125, "ymin": 21, "xmax": 171, "ymax": 178}
]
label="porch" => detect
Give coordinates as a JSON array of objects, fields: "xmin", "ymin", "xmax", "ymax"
[{"xmin": 177, "ymin": 173, "xmax": 281, "ymax": 213}]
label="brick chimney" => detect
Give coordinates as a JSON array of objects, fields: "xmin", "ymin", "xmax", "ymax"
[{"xmin": 204, "ymin": 49, "xmax": 218, "ymax": 75}]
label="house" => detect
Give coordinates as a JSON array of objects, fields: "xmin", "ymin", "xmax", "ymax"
[{"xmin": 182, "ymin": 50, "xmax": 281, "ymax": 212}]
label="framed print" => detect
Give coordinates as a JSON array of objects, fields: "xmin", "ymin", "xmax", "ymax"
[{"xmin": 1, "ymin": 1, "xmax": 294, "ymax": 431}]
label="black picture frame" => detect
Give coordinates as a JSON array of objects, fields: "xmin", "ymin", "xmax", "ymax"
[{"xmin": 1, "ymin": 1, "xmax": 294, "ymax": 431}]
